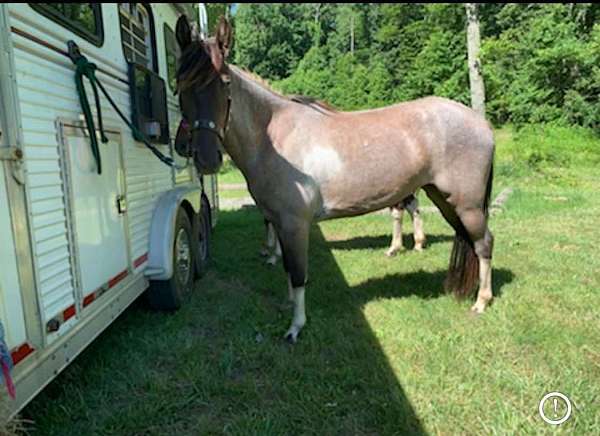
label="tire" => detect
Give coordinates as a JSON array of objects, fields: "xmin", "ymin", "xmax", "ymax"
[
  {"xmin": 194, "ymin": 195, "xmax": 211, "ymax": 278},
  {"xmin": 148, "ymin": 208, "xmax": 194, "ymax": 310}
]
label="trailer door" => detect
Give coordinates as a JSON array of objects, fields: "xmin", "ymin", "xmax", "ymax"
[{"xmin": 60, "ymin": 124, "xmax": 129, "ymax": 311}]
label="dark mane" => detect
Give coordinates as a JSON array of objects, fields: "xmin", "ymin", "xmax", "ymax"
[
  {"xmin": 176, "ymin": 41, "xmax": 216, "ymax": 92},
  {"xmin": 177, "ymin": 51, "xmax": 337, "ymax": 115},
  {"xmin": 290, "ymin": 95, "xmax": 338, "ymax": 114}
]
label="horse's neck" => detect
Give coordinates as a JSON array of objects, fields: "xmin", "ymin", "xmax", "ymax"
[{"xmin": 224, "ymin": 66, "xmax": 289, "ymax": 178}]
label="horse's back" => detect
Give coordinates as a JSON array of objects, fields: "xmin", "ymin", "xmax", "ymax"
[{"xmin": 272, "ymin": 96, "xmax": 494, "ymax": 219}]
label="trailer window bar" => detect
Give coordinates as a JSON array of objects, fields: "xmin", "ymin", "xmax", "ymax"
[
  {"xmin": 30, "ymin": 4, "xmax": 104, "ymax": 47},
  {"xmin": 118, "ymin": 3, "xmax": 158, "ymax": 73},
  {"xmin": 163, "ymin": 23, "xmax": 179, "ymax": 93}
]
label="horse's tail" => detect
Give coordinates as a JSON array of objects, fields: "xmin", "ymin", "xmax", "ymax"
[
  {"xmin": 444, "ymin": 230, "xmax": 479, "ymax": 298},
  {"xmin": 483, "ymin": 162, "xmax": 494, "ymax": 218},
  {"xmin": 445, "ymin": 160, "xmax": 494, "ymax": 298}
]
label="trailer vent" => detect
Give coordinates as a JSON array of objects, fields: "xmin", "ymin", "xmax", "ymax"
[{"xmin": 128, "ymin": 62, "xmax": 169, "ymax": 144}]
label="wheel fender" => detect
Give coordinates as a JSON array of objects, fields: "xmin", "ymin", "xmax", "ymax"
[{"xmin": 145, "ymin": 187, "xmax": 202, "ymax": 280}]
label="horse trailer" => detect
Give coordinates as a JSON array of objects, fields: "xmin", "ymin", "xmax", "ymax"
[{"xmin": 0, "ymin": 3, "xmax": 216, "ymax": 416}]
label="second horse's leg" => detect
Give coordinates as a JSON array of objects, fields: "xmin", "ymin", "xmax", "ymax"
[
  {"xmin": 260, "ymin": 219, "xmax": 272, "ymax": 257},
  {"xmin": 386, "ymin": 205, "xmax": 404, "ymax": 257},
  {"xmin": 405, "ymin": 195, "xmax": 426, "ymax": 251},
  {"xmin": 266, "ymin": 227, "xmax": 282, "ymax": 265}
]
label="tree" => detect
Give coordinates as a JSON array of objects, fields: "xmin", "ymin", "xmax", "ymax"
[
  {"xmin": 233, "ymin": 4, "xmax": 314, "ymax": 80},
  {"xmin": 465, "ymin": 3, "xmax": 486, "ymax": 117}
]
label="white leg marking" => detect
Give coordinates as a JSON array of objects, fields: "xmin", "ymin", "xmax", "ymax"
[
  {"xmin": 284, "ymin": 285, "xmax": 306, "ymax": 343},
  {"xmin": 410, "ymin": 211, "xmax": 425, "ymax": 251},
  {"xmin": 260, "ymin": 222, "xmax": 275, "ymax": 257},
  {"xmin": 406, "ymin": 197, "xmax": 425, "ymax": 251},
  {"xmin": 266, "ymin": 222, "xmax": 276, "ymax": 248},
  {"xmin": 266, "ymin": 237, "xmax": 281, "ymax": 266},
  {"xmin": 471, "ymin": 257, "xmax": 493, "ymax": 314},
  {"xmin": 287, "ymin": 276, "xmax": 294, "ymax": 302},
  {"xmin": 386, "ymin": 207, "xmax": 404, "ymax": 257}
]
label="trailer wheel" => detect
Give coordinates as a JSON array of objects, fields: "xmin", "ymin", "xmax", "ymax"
[
  {"xmin": 148, "ymin": 208, "xmax": 194, "ymax": 310},
  {"xmin": 195, "ymin": 195, "xmax": 211, "ymax": 278}
]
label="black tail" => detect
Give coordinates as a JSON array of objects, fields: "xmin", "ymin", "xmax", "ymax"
[
  {"xmin": 483, "ymin": 162, "xmax": 494, "ymax": 218},
  {"xmin": 445, "ymin": 161, "xmax": 494, "ymax": 298}
]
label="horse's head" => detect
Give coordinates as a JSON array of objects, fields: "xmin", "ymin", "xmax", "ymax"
[{"xmin": 175, "ymin": 15, "xmax": 232, "ymax": 174}]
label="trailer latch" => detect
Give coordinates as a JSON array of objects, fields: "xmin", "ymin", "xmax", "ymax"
[
  {"xmin": 0, "ymin": 146, "xmax": 23, "ymax": 162},
  {"xmin": 117, "ymin": 194, "xmax": 127, "ymax": 214}
]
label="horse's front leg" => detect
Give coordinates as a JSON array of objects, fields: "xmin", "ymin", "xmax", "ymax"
[{"xmin": 276, "ymin": 218, "xmax": 310, "ymax": 343}]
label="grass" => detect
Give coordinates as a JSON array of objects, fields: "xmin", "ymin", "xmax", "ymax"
[
  {"xmin": 218, "ymin": 158, "xmax": 246, "ymax": 186},
  {"xmin": 20, "ymin": 126, "xmax": 600, "ymax": 434},
  {"xmin": 219, "ymin": 189, "xmax": 251, "ymax": 200}
]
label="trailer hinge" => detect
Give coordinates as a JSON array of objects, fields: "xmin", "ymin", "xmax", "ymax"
[
  {"xmin": 0, "ymin": 146, "xmax": 26, "ymax": 185},
  {"xmin": 0, "ymin": 146, "xmax": 23, "ymax": 161}
]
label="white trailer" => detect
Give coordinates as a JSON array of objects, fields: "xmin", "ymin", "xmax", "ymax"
[{"xmin": 0, "ymin": 3, "xmax": 217, "ymax": 416}]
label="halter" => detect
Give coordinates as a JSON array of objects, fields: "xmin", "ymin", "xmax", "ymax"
[{"xmin": 187, "ymin": 73, "xmax": 232, "ymax": 143}]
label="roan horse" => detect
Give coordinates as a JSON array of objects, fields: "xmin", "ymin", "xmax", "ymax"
[{"xmin": 175, "ymin": 17, "xmax": 495, "ymax": 342}]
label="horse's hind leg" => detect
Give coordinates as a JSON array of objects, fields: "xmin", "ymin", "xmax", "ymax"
[
  {"xmin": 457, "ymin": 208, "xmax": 494, "ymax": 313},
  {"xmin": 275, "ymin": 218, "xmax": 310, "ymax": 343},
  {"xmin": 423, "ymin": 185, "xmax": 493, "ymax": 312},
  {"xmin": 405, "ymin": 194, "xmax": 426, "ymax": 251},
  {"xmin": 386, "ymin": 204, "xmax": 404, "ymax": 257}
]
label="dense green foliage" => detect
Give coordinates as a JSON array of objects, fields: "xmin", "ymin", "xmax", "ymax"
[{"xmin": 231, "ymin": 3, "xmax": 599, "ymax": 131}]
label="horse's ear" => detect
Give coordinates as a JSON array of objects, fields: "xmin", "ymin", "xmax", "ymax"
[
  {"xmin": 176, "ymin": 15, "xmax": 192, "ymax": 50},
  {"xmin": 215, "ymin": 16, "xmax": 232, "ymax": 59},
  {"xmin": 209, "ymin": 16, "xmax": 232, "ymax": 73}
]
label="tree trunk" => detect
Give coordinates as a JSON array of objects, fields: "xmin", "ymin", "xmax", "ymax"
[{"xmin": 465, "ymin": 3, "xmax": 486, "ymax": 117}]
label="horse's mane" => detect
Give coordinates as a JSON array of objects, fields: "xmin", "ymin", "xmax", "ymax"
[
  {"xmin": 289, "ymin": 95, "xmax": 338, "ymax": 114},
  {"xmin": 234, "ymin": 68, "xmax": 337, "ymax": 114},
  {"xmin": 177, "ymin": 46, "xmax": 337, "ymax": 115},
  {"xmin": 176, "ymin": 41, "xmax": 216, "ymax": 92}
]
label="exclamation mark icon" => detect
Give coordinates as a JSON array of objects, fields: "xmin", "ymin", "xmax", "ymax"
[{"xmin": 553, "ymin": 397, "xmax": 559, "ymax": 418}]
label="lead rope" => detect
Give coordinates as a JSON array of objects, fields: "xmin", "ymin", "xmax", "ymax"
[
  {"xmin": 67, "ymin": 41, "xmax": 190, "ymax": 172},
  {"xmin": 68, "ymin": 41, "xmax": 107, "ymax": 174}
]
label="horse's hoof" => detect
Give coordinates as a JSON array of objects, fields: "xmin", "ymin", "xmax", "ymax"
[
  {"xmin": 284, "ymin": 325, "xmax": 301, "ymax": 343},
  {"xmin": 385, "ymin": 248, "xmax": 399, "ymax": 257},
  {"xmin": 259, "ymin": 248, "xmax": 270, "ymax": 257},
  {"xmin": 470, "ymin": 301, "xmax": 487, "ymax": 314},
  {"xmin": 414, "ymin": 244, "xmax": 424, "ymax": 252}
]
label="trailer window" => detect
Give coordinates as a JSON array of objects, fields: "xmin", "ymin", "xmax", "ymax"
[
  {"xmin": 164, "ymin": 24, "xmax": 179, "ymax": 92},
  {"xmin": 30, "ymin": 4, "xmax": 103, "ymax": 47},
  {"xmin": 118, "ymin": 3, "xmax": 158, "ymax": 73}
]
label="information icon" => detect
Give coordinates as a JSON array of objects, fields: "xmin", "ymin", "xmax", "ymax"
[{"xmin": 539, "ymin": 392, "xmax": 572, "ymax": 425}]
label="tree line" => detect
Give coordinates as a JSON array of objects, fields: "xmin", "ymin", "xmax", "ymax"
[{"xmin": 205, "ymin": 3, "xmax": 598, "ymax": 132}]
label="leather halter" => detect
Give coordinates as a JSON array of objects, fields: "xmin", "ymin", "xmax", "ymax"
[{"xmin": 187, "ymin": 74, "xmax": 232, "ymax": 143}]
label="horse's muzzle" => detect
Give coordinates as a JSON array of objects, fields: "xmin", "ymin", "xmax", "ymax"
[{"xmin": 193, "ymin": 148, "xmax": 223, "ymax": 175}]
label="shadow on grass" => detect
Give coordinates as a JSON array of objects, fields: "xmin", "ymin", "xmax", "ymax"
[
  {"xmin": 22, "ymin": 207, "xmax": 513, "ymax": 435},
  {"xmin": 209, "ymin": 208, "xmax": 513, "ymax": 433},
  {"xmin": 327, "ymin": 233, "xmax": 454, "ymax": 251}
]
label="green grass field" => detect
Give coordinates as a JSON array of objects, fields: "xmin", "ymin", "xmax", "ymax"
[{"xmin": 20, "ymin": 126, "xmax": 600, "ymax": 435}]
